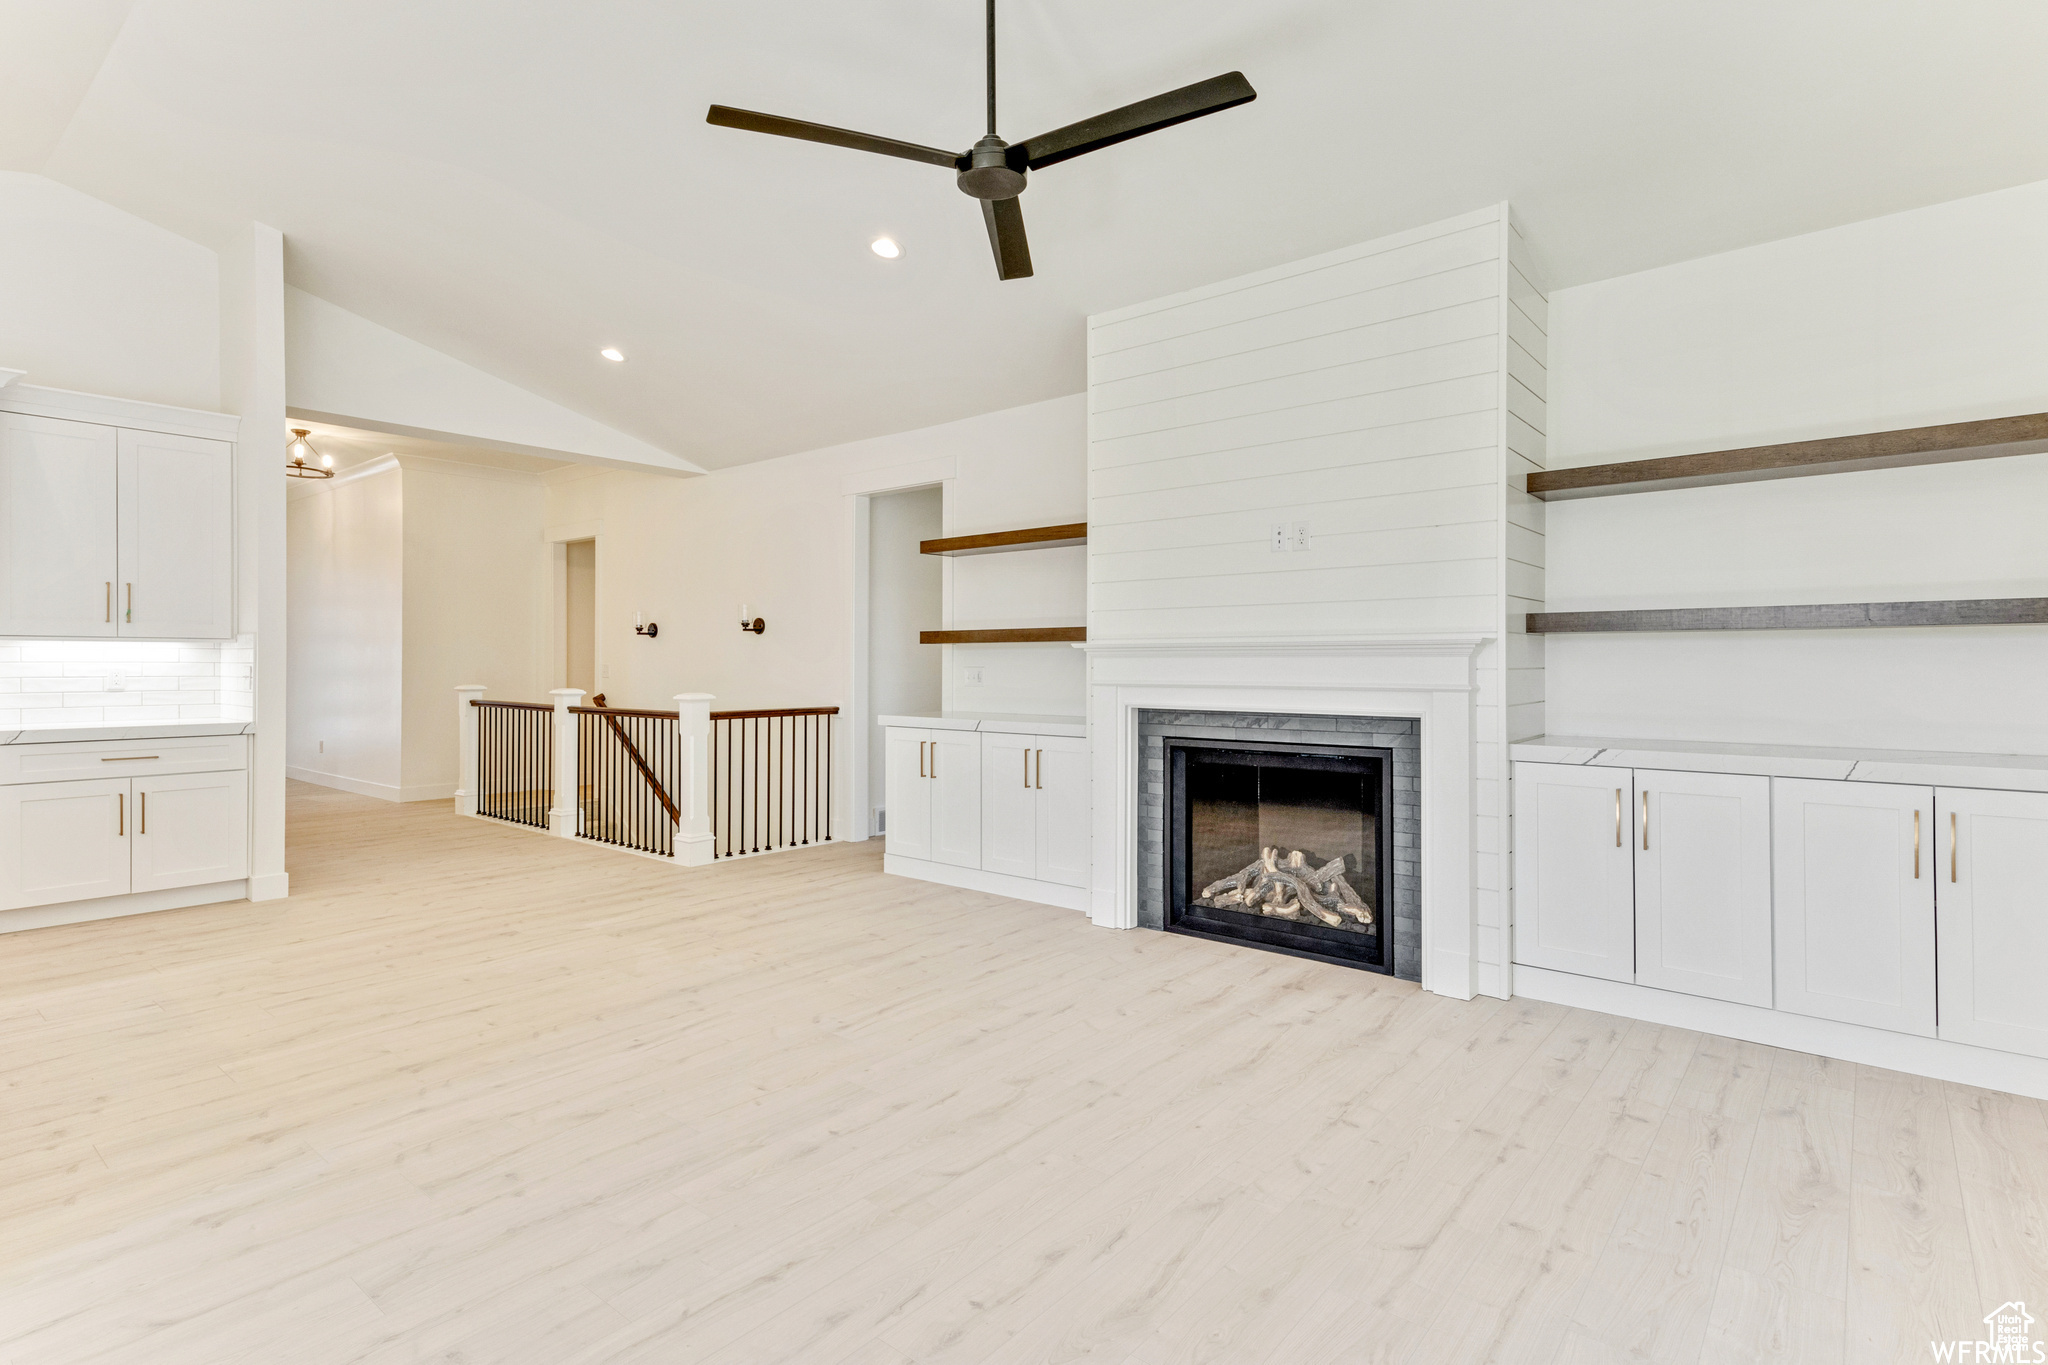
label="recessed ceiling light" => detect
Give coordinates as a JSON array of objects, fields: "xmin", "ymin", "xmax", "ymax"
[
  {"xmin": 870, "ymin": 237, "xmax": 901, "ymax": 259},
  {"xmin": 600, "ymin": 347, "xmax": 625, "ymax": 362}
]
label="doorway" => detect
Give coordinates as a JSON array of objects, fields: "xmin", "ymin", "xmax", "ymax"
[
  {"xmin": 564, "ymin": 538, "xmax": 596, "ymax": 695},
  {"xmin": 865, "ymin": 487, "xmax": 941, "ymax": 835}
]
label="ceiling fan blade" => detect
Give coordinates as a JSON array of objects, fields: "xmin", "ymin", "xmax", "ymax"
[
  {"xmin": 1010, "ymin": 72, "xmax": 1256, "ymax": 171},
  {"xmin": 706, "ymin": 105, "xmax": 963, "ymax": 169},
  {"xmin": 981, "ymin": 196, "xmax": 1033, "ymax": 280}
]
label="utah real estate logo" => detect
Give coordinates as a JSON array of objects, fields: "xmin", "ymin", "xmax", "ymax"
[{"xmin": 1933, "ymin": 1302, "xmax": 2043, "ymax": 1362}]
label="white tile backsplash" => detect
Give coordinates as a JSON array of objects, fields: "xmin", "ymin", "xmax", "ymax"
[{"xmin": 0, "ymin": 638, "xmax": 255, "ymax": 728}]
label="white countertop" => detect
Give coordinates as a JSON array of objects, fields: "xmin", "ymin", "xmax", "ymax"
[
  {"xmin": 878, "ymin": 712, "xmax": 1086, "ymax": 738},
  {"xmin": 1512, "ymin": 734, "xmax": 2048, "ymax": 793},
  {"xmin": 0, "ymin": 719, "xmax": 255, "ymax": 745}
]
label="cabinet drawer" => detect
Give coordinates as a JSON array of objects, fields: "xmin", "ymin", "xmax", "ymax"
[{"xmin": 0, "ymin": 735, "xmax": 249, "ymax": 785}]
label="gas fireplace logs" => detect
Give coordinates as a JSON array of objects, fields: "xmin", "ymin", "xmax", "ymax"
[{"xmin": 1196, "ymin": 848, "xmax": 1374, "ymax": 930}]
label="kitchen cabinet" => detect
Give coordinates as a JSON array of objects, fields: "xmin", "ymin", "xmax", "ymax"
[
  {"xmin": 0, "ymin": 413, "xmax": 118, "ymax": 637},
  {"xmin": 1634, "ymin": 769, "xmax": 1773, "ymax": 1007},
  {"xmin": 884, "ymin": 725, "xmax": 981, "ymax": 870},
  {"xmin": 1511, "ymin": 761, "xmax": 1636, "ymax": 982},
  {"xmin": 117, "ymin": 428, "xmax": 235, "ymax": 639},
  {"xmin": 980, "ymin": 732, "xmax": 1089, "ymax": 889}
]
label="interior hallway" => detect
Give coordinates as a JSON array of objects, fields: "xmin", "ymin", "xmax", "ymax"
[{"xmin": 0, "ymin": 783, "xmax": 2041, "ymax": 1363}]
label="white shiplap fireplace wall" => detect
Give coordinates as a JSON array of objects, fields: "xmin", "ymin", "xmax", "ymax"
[{"xmin": 1084, "ymin": 205, "xmax": 1548, "ymax": 999}]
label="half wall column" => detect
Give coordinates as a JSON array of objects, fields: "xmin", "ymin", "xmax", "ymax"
[
  {"xmin": 673, "ymin": 692, "xmax": 716, "ymax": 866},
  {"xmin": 549, "ymin": 687, "xmax": 584, "ymax": 837},
  {"xmin": 454, "ymin": 685, "xmax": 485, "ymax": 816}
]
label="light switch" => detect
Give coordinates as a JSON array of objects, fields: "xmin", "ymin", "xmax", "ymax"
[
  {"xmin": 1270, "ymin": 523, "xmax": 1289, "ymax": 553},
  {"xmin": 963, "ymin": 667, "xmax": 985, "ymax": 685}
]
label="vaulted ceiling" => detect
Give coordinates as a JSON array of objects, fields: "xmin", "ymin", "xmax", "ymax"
[{"xmin": 8, "ymin": 1, "xmax": 2048, "ymax": 467}]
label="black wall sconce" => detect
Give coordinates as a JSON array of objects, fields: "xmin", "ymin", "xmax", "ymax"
[
  {"xmin": 739, "ymin": 603, "xmax": 765, "ymax": 635},
  {"xmin": 634, "ymin": 613, "xmax": 658, "ymax": 638}
]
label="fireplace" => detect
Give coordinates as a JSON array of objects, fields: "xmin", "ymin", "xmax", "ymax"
[{"xmin": 1167, "ymin": 737, "xmax": 1394, "ymax": 973}]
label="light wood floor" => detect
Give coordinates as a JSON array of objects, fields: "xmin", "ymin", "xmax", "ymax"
[{"xmin": 2, "ymin": 782, "xmax": 2044, "ymax": 1364}]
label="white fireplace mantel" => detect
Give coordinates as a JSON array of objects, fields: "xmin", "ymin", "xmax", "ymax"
[{"xmin": 1085, "ymin": 633, "xmax": 1492, "ymax": 1002}]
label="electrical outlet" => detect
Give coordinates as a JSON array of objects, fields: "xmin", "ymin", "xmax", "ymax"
[
  {"xmin": 108, "ymin": 672, "xmax": 126, "ymax": 692},
  {"xmin": 1292, "ymin": 521, "xmax": 1312, "ymax": 551},
  {"xmin": 1270, "ymin": 523, "xmax": 1290, "ymax": 553},
  {"xmin": 963, "ymin": 667, "xmax": 984, "ymax": 685},
  {"xmin": 318, "ymin": 740, "xmax": 324, "ymax": 753}
]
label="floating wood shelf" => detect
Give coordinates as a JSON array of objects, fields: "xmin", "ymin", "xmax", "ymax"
[
  {"xmin": 1528, "ymin": 412, "xmax": 2048, "ymax": 501},
  {"xmin": 1528, "ymin": 598, "xmax": 2048, "ymax": 634},
  {"xmin": 919, "ymin": 627, "xmax": 1087, "ymax": 645},
  {"xmin": 920, "ymin": 522, "xmax": 1087, "ymax": 557}
]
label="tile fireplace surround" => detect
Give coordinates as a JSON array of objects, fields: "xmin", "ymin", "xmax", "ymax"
[{"xmin": 1085, "ymin": 635, "xmax": 1488, "ymax": 1002}]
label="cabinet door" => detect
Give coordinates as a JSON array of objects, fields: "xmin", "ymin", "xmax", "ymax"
[
  {"xmin": 1033, "ymin": 736, "xmax": 1090, "ymax": 889},
  {"xmin": 1634, "ymin": 770, "xmax": 1773, "ymax": 1007},
  {"xmin": 117, "ymin": 428, "xmax": 235, "ymax": 639},
  {"xmin": 1936, "ymin": 787, "xmax": 2048, "ymax": 1058},
  {"xmin": 1773, "ymin": 778, "xmax": 1934, "ymax": 1036},
  {"xmin": 0, "ymin": 413, "xmax": 118, "ymax": 637},
  {"xmin": 883, "ymin": 728, "xmax": 933, "ymax": 862},
  {"xmin": 980, "ymin": 732, "xmax": 1038, "ymax": 878},
  {"xmin": 1511, "ymin": 762, "xmax": 1635, "ymax": 981},
  {"xmin": 928, "ymin": 730, "xmax": 982, "ymax": 869},
  {"xmin": 132, "ymin": 770, "xmax": 249, "ymax": 892},
  {"xmin": 0, "ymin": 778, "xmax": 131, "ymax": 909}
]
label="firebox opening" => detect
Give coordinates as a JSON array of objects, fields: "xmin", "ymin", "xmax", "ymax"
[{"xmin": 1168, "ymin": 738, "xmax": 1394, "ymax": 973}]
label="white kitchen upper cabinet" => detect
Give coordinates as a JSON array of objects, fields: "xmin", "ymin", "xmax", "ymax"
[
  {"xmin": 884, "ymin": 727, "xmax": 934, "ymax": 862},
  {"xmin": 117, "ymin": 428, "xmax": 234, "ymax": 639},
  {"xmin": 1936, "ymin": 787, "xmax": 2048, "ymax": 1059},
  {"xmin": 131, "ymin": 770, "xmax": 249, "ymax": 893},
  {"xmin": 928, "ymin": 729, "xmax": 982, "ymax": 869},
  {"xmin": 0, "ymin": 777, "xmax": 131, "ymax": 909},
  {"xmin": 980, "ymin": 732, "xmax": 1038, "ymax": 879},
  {"xmin": 0, "ymin": 413, "xmax": 118, "ymax": 637},
  {"xmin": 1512, "ymin": 762, "xmax": 1636, "ymax": 981},
  {"xmin": 1634, "ymin": 769, "xmax": 1773, "ymax": 1008},
  {"xmin": 1032, "ymin": 736, "xmax": 1090, "ymax": 889},
  {"xmin": 1773, "ymin": 777, "xmax": 1934, "ymax": 1036}
]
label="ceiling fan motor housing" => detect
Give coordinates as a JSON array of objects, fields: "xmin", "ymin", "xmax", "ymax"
[{"xmin": 957, "ymin": 135, "xmax": 1027, "ymax": 200}]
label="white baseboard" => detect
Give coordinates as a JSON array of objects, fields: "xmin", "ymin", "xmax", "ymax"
[
  {"xmin": 399, "ymin": 781, "xmax": 457, "ymax": 803},
  {"xmin": 883, "ymin": 853, "xmax": 1089, "ymax": 912},
  {"xmin": 248, "ymin": 871, "xmax": 289, "ymax": 902},
  {"xmin": 288, "ymin": 765, "xmax": 401, "ymax": 801},
  {"xmin": 0, "ymin": 880, "xmax": 250, "ymax": 935},
  {"xmin": 1514, "ymin": 963, "xmax": 2048, "ymax": 1101}
]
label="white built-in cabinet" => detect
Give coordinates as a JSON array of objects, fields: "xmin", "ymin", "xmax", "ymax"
[
  {"xmin": 883, "ymin": 726, "xmax": 981, "ymax": 868},
  {"xmin": 1512, "ymin": 762, "xmax": 1772, "ymax": 1006},
  {"xmin": 1772, "ymin": 778, "xmax": 1935, "ymax": 1036},
  {"xmin": 980, "ymin": 732, "xmax": 1088, "ymax": 889},
  {"xmin": 1511, "ymin": 762, "xmax": 1636, "ymax": 982},
  {"xmin": 0, "ymin": 738, "xmax": 249, "ymax": 911},
  {"xmin": 1516, "ymin": 757, "xmax": 2048, "ymax": 1063},
  {"xmin": 0, "ymin": 410, "xmax": 234, "ymax": 640},
  {"xmin": 1637, "ymin": 771, "xmax": 1773, "ymax": 1008},
  {"xmin": 883, "ymin": 720, "xmax": 1088, "ymax": 908},
  {"xmin": 1935, "ymin": 787, "xmax": 2048, "ymax": 1057}
]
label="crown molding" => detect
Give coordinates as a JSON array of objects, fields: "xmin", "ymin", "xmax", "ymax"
[{"xmin": 0, "ymin": 382, "xmax": 242, "ymax": 440}]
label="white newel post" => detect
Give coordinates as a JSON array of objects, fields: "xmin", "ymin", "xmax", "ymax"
[
  {"xmin": 454, "ymin": 685, "xmax": 485, "ymax": 816},
  {"xmin": 673, "ymin": 693, "xmax": 716, "ymax": 866},
  {"xmin": 549, "ymin": 688, "xmax": 584, "ymax": 837}
]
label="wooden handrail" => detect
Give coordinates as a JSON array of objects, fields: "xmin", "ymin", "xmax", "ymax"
[
  {"xmin": 569, "ymin": 705, "xmax": 679, "ymax": 719},
  {"xmin": 710, "ymin": 707, "xmax": 841, "ymax": 720},
  {"xmin": 585, "ymin": 697, "xmax": 681, "ymax": 824},
  {"xmin": 471, "ymin": 699, "xmax": 551, "ymax": 711}
]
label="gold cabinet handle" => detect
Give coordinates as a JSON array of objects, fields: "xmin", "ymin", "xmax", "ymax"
[
  {"xmin": 117, "ymin": 791, "xmax": 124, "ymax": 836},
  {"xmin": 1036, "ymin": 749, "xmax": 1043, "ymax": 789},
  {"xmin": 125, "ymin": 582, "xmax": 132, "ymax": 624},
  {"xmin": 918, "ymin": 740, "xmax": 926, "ymax": 778},
  {"xmin": 105, "ymin": 581, "xmax": 111, "ymax": 624},
  {"xmin": 1023, "ymin": 748, "xmax": 1029, "ymax": 787},
  {"xmin": 101, "ymin": 755, "xmax": 160, "ymax": 762},
  {"xmin": 930, "ymin": 742, "xmax": 937, "ymax": 780},
  {"xmin": 1614, "ymin": 788, "xmax": 1622, "ymax": 847},
  {"xmin": 1641, "ymin": 791, "xmax": 1650, "ymax": 851},
  {"xmin": 1951, "ymin": 811, "xmax": 1958, "ymax": 883},
  {"xmin": 1913, "ymin": 809, "xmax": 1921, "ymax": 879},
  {"xmin": 141, "ymin": 790, "xmax": 147, "ymax": 835}
]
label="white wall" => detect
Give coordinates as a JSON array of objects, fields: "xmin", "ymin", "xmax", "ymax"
[
  {"xmin": 399, "ymin": 461, "xmax": 548, "ymax": 798},
  {"xmin": 867, "ymin": 486, "xmax": 942, "ymax": 825},
  {"xmin": 542, "ymin": 393, "xmax": 1088, "ymax": 833},
  {"xmin": 1546, "ymin": 177, "xmax": 2048, "ymax": 753},
  {"xmin": 0, "ymin": 172, "xmax": 219, "ymax": 411},
  {"xmin": 287, "ymin": 457, "xmax": 547, "ymax": 800},
  {"xmin": 287, "ymin": 461, "xmax": 404, "ymax": 796}
]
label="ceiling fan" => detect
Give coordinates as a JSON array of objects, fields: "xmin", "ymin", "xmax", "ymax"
[{"xmin": 707, "ymin": 1, "xmax": 1256, "ymax": 280}]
